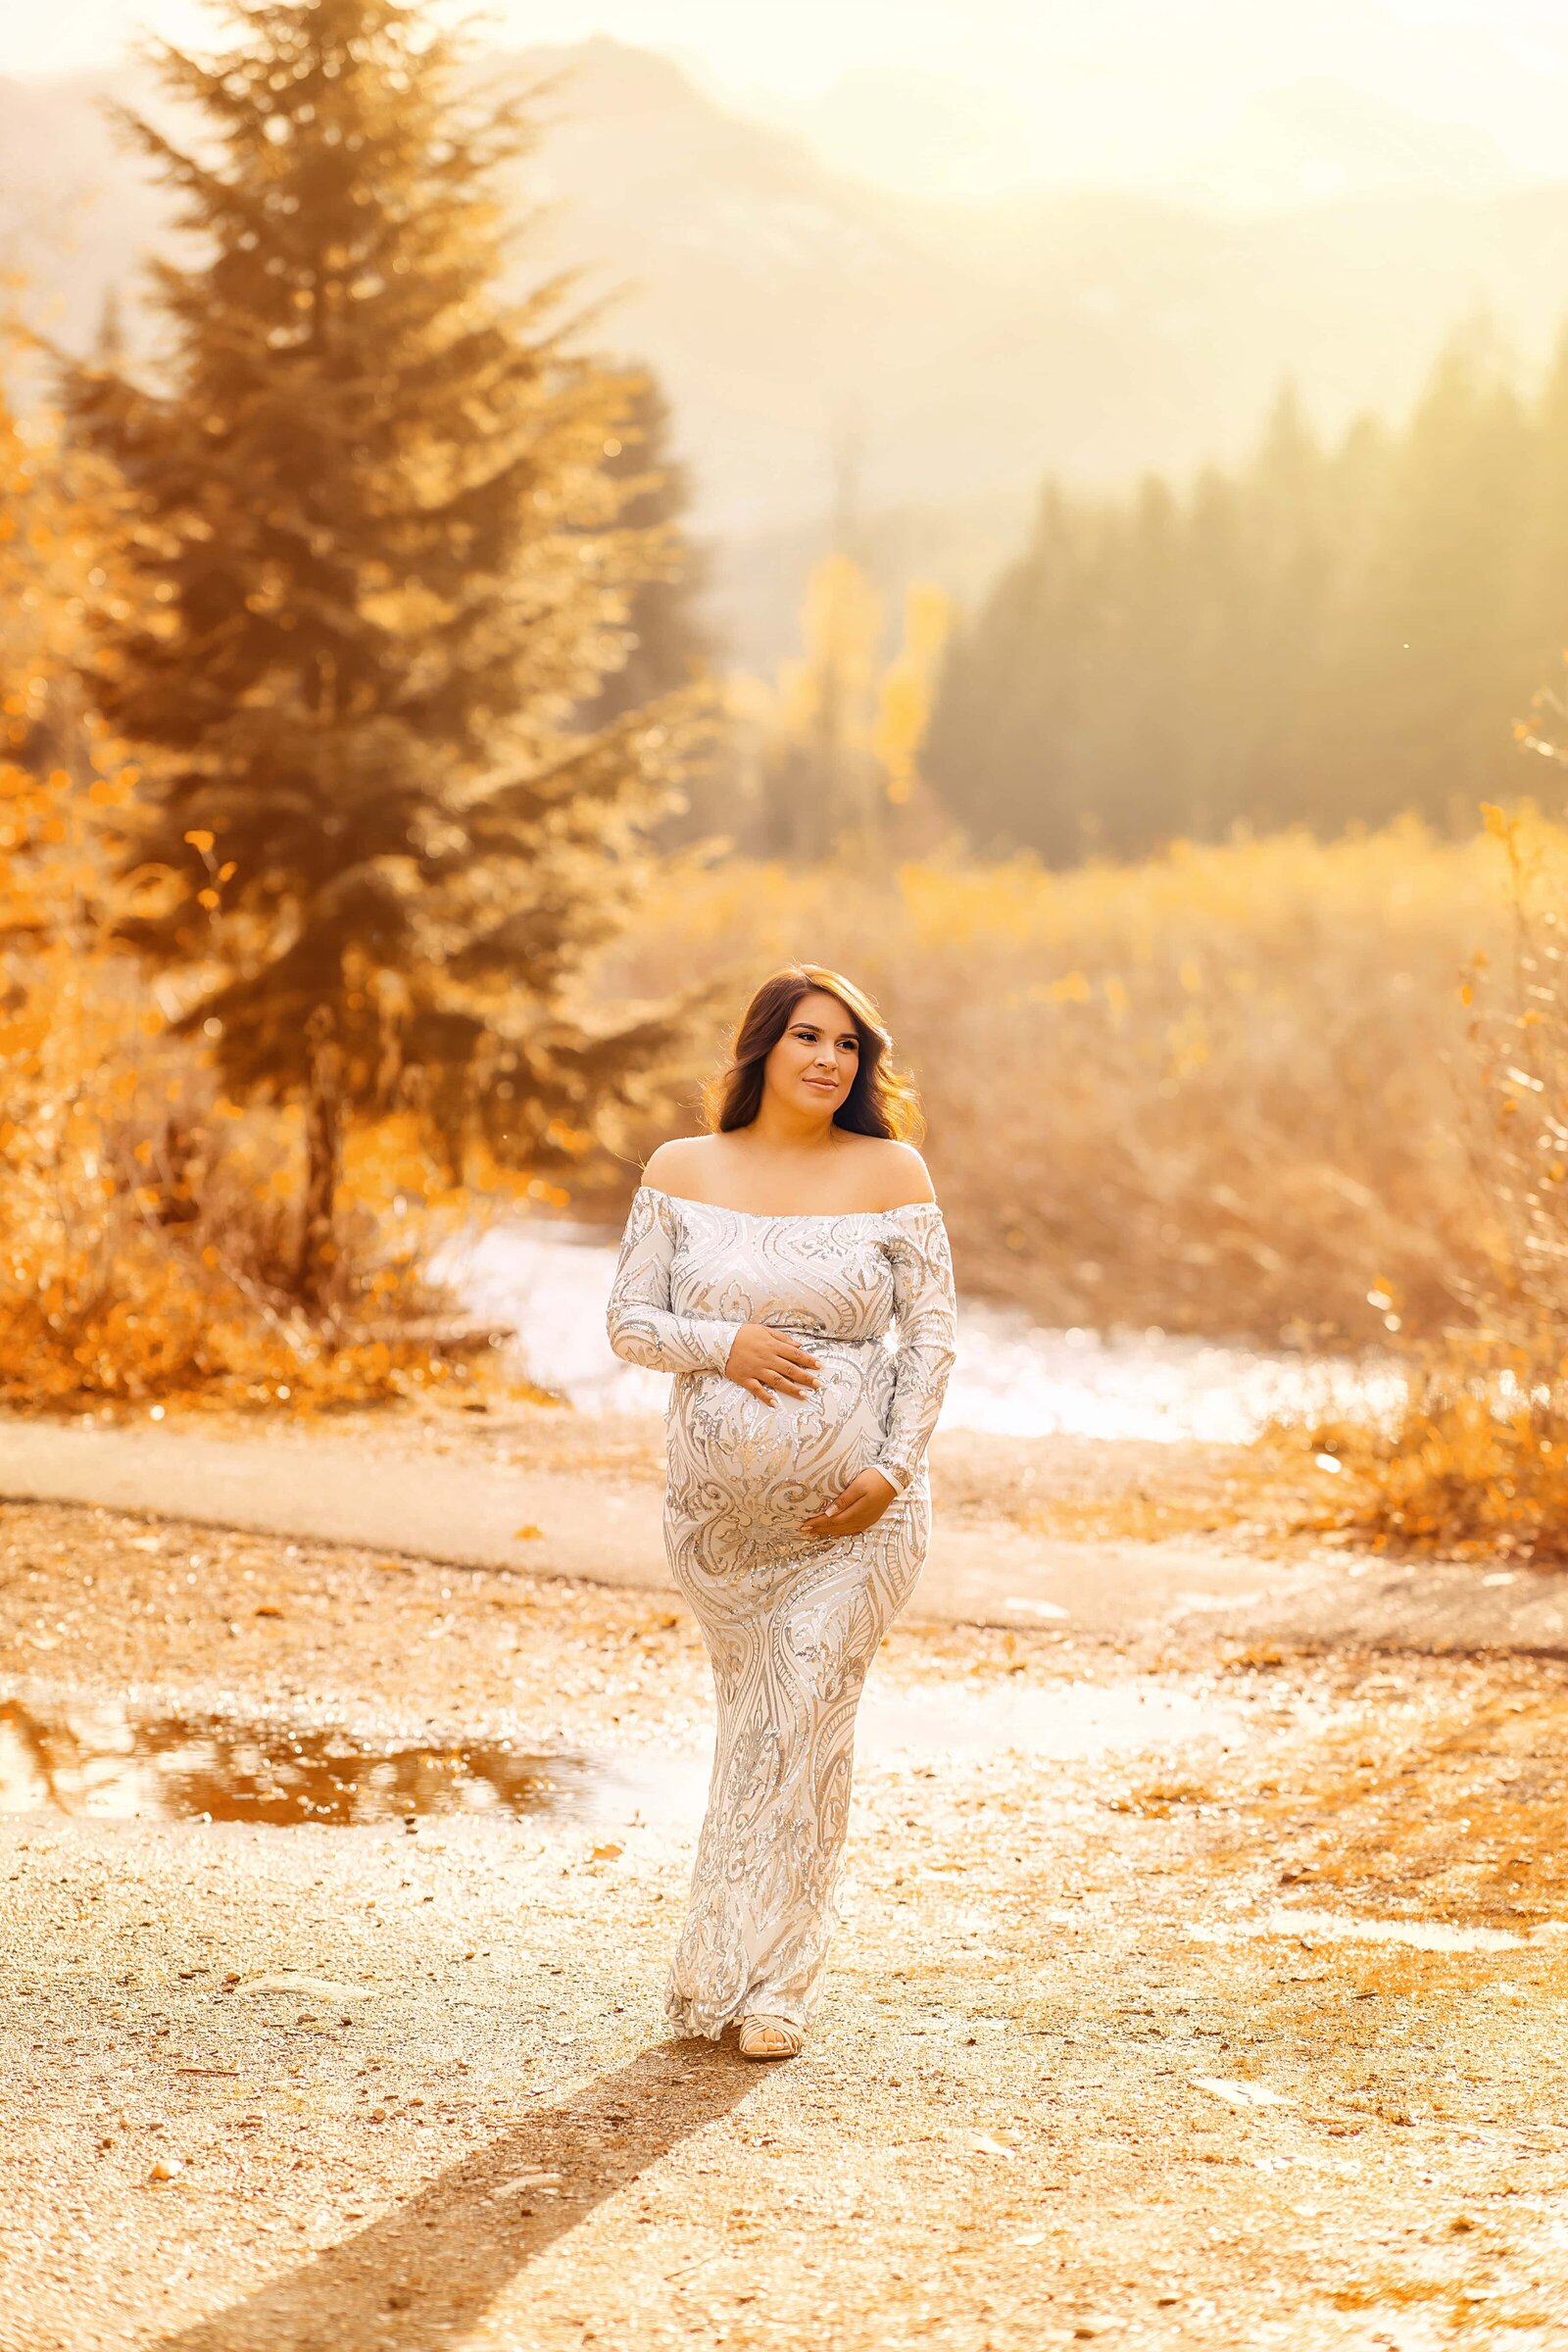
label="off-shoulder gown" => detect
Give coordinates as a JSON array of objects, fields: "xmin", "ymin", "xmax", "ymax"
[{"xmin": 605, "ymin": 1185, "xmax": 957, "ymax": 2039}]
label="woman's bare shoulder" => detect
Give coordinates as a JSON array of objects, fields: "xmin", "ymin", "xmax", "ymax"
[
  {"xmin": 640, "ymin": 1137, "xmax": 722, "ymax": 1198},
  {"xmin": 844, "ymin": 1136, "xmax": 937, "ymax": 1209}
]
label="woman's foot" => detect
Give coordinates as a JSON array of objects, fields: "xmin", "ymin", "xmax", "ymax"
[{"xmin": 737, "ymin": 2012, "xmax": 804, "ymax": 2060}]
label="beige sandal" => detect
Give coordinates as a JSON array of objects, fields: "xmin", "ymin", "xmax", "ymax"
[{"xmin": 737, "ymin": 2012, "xmax": 804, "ymax": 2060}]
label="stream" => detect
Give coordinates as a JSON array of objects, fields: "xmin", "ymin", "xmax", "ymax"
[{"xmin": 441, "ymin": 1219, "xmax": 1400, "ymax": 1446}]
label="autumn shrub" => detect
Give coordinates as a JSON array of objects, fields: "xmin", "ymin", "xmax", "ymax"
[
  {"xmin": 1273, "ymin": 798, "xmax": 1568, "ymax": 1560},
  {"xmin": 1272, "ymin": 1339, "xmax": 1568, "ymax": 1563},
  {"xmin": 0, "ymin": 916, "xmax": 495, "ymax": 1408},
  {"xmin": 590, "ymin": 817, "xmax": 1516, "ymax": 1349}
]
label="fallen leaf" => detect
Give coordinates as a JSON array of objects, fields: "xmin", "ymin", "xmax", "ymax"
[
  {"xmin": 590, "ymin": 1842, "xmax": 623, "ymax": 1862},
  {"xmin": 513, "ymin": 1524, "xmax": 544, "ymax": 1542},
  {"xmin": 234, "ymin": 1974, "xmax": 374, "ymax": 2001},
  {"xmin": 1192, "ymin": 2075, "xmax": 1293, "ymax": 2111},
  {"xmin": 253, "ymin": 1602, "xmax": 284, "ymax": 1619}
]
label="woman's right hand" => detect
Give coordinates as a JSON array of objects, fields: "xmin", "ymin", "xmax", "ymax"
[{"xmin": 722, "ymin": 1322, "xmax": 820, "ymax": 1405}]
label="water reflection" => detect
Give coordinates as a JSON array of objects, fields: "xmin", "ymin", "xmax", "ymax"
[
  {"xmin": 0, "ymin": 1697, "xmax": 592, "ymax": 1827},
  {"xmin": 0, "ymin": 1673, "xmax": 1237, "ymax": 1831}
]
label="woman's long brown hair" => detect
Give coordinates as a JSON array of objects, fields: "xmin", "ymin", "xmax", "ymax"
[{"xmin": 704, "ymin": 965, "xmax": 924, "ymax": 1142}]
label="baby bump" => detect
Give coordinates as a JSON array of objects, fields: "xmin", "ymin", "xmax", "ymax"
[{"xmin": 669, "ymin": 1337, "xmax": 894, "ymax": 1528}]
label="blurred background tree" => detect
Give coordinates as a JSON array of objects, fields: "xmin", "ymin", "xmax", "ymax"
[
  {"xmin": 871, "ymin": 580, "xmax": 953, "ymax": 821},
  {"xmin": 66, "ymin": 0, "xmax": 706, "ymax": 1308},
  {"xmin": 580, "ymin": 372, "xmax": 710, "ymax": 728},
  {"xmin": 924, "ymin": 322, "xmax": 1568, "ymax": 861},
  {"xmin": 761, "ymin": 552, "xmax": 883, "ymax": 861},
  {"xmin": 733, "ymin": 554, "xmax": 948, "ymax": 861}
]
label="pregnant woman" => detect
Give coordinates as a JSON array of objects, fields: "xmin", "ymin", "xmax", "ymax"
[{"xmin": 606, "ymin": 964, "xmax": 956, "ymax": 2061}]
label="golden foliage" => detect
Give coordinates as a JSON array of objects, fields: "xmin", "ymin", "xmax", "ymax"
[
  {"xmin": 739, "ymin": 556, "xmax": 951, "ymax": 856},
  {"xmin": 1277, "ymin": 794, "xmax": 1568, "ymax": 1559},
  {"xmin": 873, "ymin": 582, "xmax": 952, "ymax": 808},
  {"xmin": 1, "ymin": 934, "xmax": 491, "ymax": 1410},
  {"xmin": 1277, "ymin": 1339, "xmax": 1568, "ymax": 1564}
]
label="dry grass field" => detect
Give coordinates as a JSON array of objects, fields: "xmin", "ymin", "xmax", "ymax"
[{"xmin": 595, "ymin": 816, "xmax": 1525, "ymax": 1348}]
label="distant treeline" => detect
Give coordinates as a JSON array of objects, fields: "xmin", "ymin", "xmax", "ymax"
[{"xmin": 925, "ymin": 328, "xmax": 1568, "ymax": 859}]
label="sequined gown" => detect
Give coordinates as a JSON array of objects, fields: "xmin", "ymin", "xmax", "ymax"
[{"xmin": 605, "ymin": 1185, "xmax": 957, "ymax": 2038}]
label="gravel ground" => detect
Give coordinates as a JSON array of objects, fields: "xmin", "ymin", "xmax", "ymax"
[{"xmin": 4, "ymin": 1476, "xmax": 1568, "ymax": 2352}]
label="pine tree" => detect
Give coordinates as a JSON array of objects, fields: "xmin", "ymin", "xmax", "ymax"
[
  {"xmin": 925, "ymin": 483, "xmax": 1113, "ymax": 860},
  {"xmin": 1223, "ymin": 385, "xmax": 1333, "ymax": 829},
  {"xmin": 68, "ymin": 0, "xmax": 697, "ymax": 1307},
  {"xmin": 1089, "ymin": 475, "xmax": 1197, "ymax": 850},
  {"xmin": 582, "ymin": 372, "xmax": 710, "ymax": 726},
  {"xmin": 1340, "ymin": 323, "xmax": 1535, "ymax": 829},
  {"xmin": 1527, "ymin": 327, "xmax": 1568, "ymax": 701}
]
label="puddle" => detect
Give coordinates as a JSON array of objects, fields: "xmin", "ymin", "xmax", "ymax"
[
  {"xmin": 0, "ymin": 1697, "xmax": 702, "ymax": 1829},
  {"xmin": 0, "ymin": 1674, "xmax": 1242, "ymax": 1830},
  {"xmin": 1192, "ymin": 1905, "xmax": 1568, "ymax": 1954}
]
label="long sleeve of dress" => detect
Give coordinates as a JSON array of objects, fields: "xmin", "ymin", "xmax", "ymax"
[
  {"xmin": 606, "ymin": 1185, "xmax": 740, "ymax": 1376},
  {"xmin": 864, "ymin": 1203, "xmax": 958, "ymax": 1495}
]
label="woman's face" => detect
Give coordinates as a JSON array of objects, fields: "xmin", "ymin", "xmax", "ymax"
[{"xmin": 763, "ymin": 989, "xmax": 861, "ymax": 1122}]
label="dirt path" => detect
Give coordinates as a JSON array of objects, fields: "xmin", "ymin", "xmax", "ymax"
[
  {"xmin": 7, "ymin": 1404, "xmax": 1567, "ymax": 1654},
  {"xmin": 4, "ymin": 1449, "xmax": 1568, "ymax": 2349},
  {"xmin": 0, "ymin": 1407, "xmax": 1278, "ymax": 1631}
]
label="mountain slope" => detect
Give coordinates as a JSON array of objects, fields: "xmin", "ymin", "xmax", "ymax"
[{"xmin": 6, "ymin": 35, "xmax": 1568, "ymax": 662}]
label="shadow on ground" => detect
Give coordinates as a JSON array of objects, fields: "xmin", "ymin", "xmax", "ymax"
[{"xmin": 156, "ymin": 2039, "xmax": 757, "ymax": 2352}]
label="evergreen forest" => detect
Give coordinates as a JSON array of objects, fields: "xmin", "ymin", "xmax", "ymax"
[{"xmin": 923, "ymin": 338, "xmax": 1568, "ymax": 859}]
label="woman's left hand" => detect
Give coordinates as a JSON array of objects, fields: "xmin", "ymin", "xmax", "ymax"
[{"xmin": 802, "ymin": 1467, "xmax": 898, "ymax": 1538}]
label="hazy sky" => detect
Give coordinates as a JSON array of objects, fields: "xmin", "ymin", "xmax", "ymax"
[{"xmin": 13, "ymin": 0, "xmax": 1568, "ymax": 200}]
